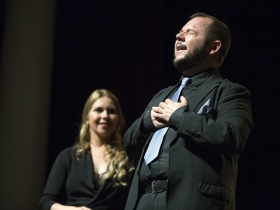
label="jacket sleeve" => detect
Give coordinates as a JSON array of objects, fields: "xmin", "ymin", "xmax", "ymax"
[
  {"xmin": 38, "ymin": 148, "xmax": 69, "ymax": 210},
  {"xmin": 174, "ymin": 81, "xmax": 253, "ymax": 154},
  {"xmin": 123, "ymin": 111, "xmax": 152, "ymax": 161}
]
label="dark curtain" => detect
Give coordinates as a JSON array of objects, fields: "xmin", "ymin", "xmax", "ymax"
[{"xmin": 47, "ymin": 1, "xmax": 279, "ymax": 209}]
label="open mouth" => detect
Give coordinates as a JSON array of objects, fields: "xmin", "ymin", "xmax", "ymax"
[{"xmin": 176, "ymin": 43, "xmax": 187, "ymax": 51}]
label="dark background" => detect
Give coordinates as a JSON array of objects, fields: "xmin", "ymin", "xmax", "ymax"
[{"xmin": 1, "ymin": 1, "xmax": 279, "ymax": 209}]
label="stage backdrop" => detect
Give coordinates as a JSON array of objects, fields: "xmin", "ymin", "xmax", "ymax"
[{"xmin": 0, "ymin": 1, "xmax": 279, "ymax": 210}]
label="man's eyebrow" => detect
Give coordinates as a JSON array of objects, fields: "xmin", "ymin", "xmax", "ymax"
[{"xmin": 180, "ymin": 28, "xmax": 197, "ymax": 34}]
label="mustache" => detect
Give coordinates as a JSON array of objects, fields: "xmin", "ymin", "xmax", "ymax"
[{"xmin": 176, "ymin": 41, "xmax": 186, "ymax": 47}]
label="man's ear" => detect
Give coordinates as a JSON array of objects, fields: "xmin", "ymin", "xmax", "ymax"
[{"xmin": 209, "ymin": 40, "xmax": 221, "ymax": 55}]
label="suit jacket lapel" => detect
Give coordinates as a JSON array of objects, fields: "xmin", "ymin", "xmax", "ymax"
[
  {"xmin": 150, "ymin": 73, "xmax": 223, "ymax": 113},
  {"xmin": 188, "ymin": 73, "xmax": 223, "ymax": 112},
  {"xmin": 151, "ymin": 85, "xmax": 177, "ymax": 106}
]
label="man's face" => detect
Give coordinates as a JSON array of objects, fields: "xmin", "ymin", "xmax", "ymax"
[{"xmin": 173, "ymin": 17, "xmax": 211, "ymax": 72}]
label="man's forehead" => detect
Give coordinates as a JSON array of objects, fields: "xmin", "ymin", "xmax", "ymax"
[{"xmin": 182, "ymin": 17, "xmax": 211, "ymax": 30}]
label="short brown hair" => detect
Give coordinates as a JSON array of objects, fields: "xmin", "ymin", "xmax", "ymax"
[{"xmin": 189, "ymin": 12, "xmax": 231, "ymax": 58}]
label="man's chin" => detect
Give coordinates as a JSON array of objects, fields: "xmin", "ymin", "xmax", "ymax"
[
  {"xmin": 173, "ymin": 58, "xmax": 186, "ymax": 72},
  {"xmin": 174, "ymin": 55, "xmax": 184, "ymax": 63}
]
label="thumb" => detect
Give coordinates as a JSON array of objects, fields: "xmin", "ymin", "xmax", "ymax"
[{"xmin": 180, "ymin": 96, "xmax": 188, "ymax": 104}]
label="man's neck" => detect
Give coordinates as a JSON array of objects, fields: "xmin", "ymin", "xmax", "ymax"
[{"xmin": 182, "ymin": 66, "xmax": 218, "ymax": 77}]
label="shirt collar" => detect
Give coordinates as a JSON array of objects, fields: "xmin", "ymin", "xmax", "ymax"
[{"xmin": 181, "ymin": 68, "xmax": 220, "ymax": 87}]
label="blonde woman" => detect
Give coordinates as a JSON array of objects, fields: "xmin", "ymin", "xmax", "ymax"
[{"xmin": 39, "ymin": 89, "xmax": 134, "ymax": 210}]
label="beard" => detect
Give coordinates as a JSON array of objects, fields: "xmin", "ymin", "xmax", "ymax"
[{"xmin": 173, "ymin": 43, "xmax": 207, "ymax": 72}]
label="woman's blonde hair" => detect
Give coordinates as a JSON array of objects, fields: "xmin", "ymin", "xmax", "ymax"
[{"xmin": 74, "ymin": 89, "xmax": 133, "ymax": 186}]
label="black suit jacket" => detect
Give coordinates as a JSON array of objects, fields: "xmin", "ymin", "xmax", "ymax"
[{"xmin": 124, "ymin": 71, "xmax": 253, "ymax": 210}]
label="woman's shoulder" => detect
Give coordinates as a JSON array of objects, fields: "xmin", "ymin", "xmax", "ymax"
[
  {"xmin": 56, "ymin": 146, "xmax": 78, "ymax": 160},
  {"xmin": 60, "ymin": 146, "xmax": 76, "ymax": 154}
]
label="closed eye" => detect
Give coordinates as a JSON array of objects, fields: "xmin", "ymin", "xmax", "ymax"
[{"xmin": 179, "ymin": 29, "xmax": 197, "ymax": 36}]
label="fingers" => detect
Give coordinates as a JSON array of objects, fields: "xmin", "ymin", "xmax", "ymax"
[
  {"xmin": 152, "ymin": 106, "xmax": 160, "ymax": 113},
  {"xmin": 151, "ymin": 108, "xmax": 167, "ymax": 128},
  {"xmin": 164, "ymin": 98, "xmax": 172, "ymax": 103},
  {"xmin": 159, "ymin": 101, "xmax": 168, "ymax": 109},
  {"xmin": 151, "ymin": 108, "xmax": 162, "ymax": 120}
]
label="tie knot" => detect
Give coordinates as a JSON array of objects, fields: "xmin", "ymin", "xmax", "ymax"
[{"xmin": 181, "ymin": 77, "xmax": 190, "ymax": 86}]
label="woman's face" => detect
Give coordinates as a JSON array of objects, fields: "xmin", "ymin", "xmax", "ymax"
[{"xmin": 86, "ymin": 96, "xmax": 118, "ymax": 141}]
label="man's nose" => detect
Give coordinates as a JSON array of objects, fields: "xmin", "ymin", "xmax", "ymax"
[{"xmin": 176, "ymin": 32, "xmax": 185, "ymax": 41}]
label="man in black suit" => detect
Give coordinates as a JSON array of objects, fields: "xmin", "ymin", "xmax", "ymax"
[{"xmin": 124, "ymin": 12, "xmax": 253, "ymax": 210}]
